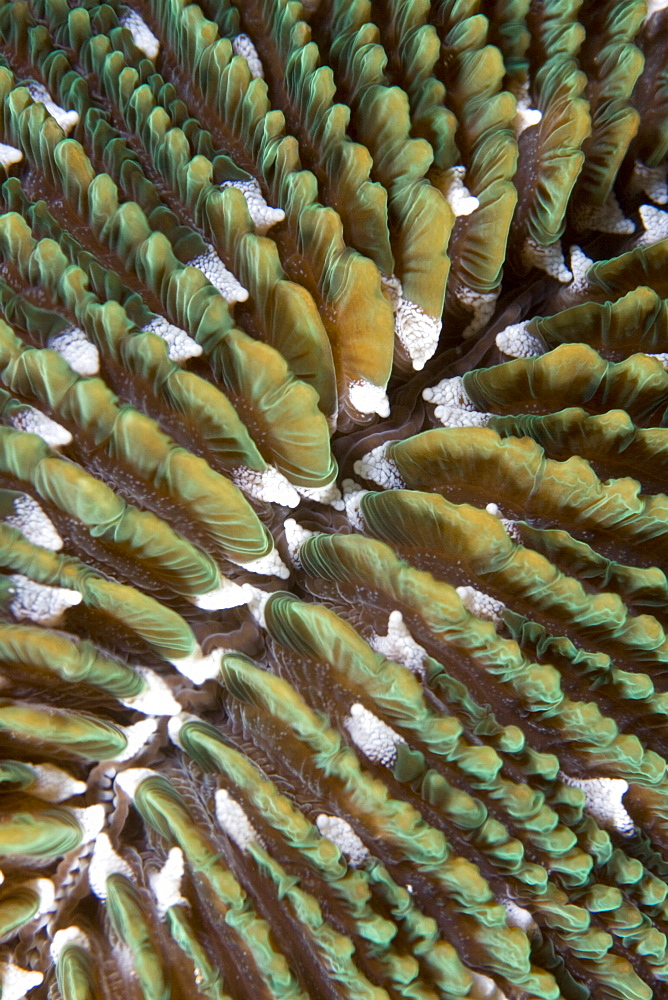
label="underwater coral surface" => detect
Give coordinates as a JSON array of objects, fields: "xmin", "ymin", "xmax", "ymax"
[{"xmin": 1, "ymin": 0, "xmax": 668, "ymax": 997}]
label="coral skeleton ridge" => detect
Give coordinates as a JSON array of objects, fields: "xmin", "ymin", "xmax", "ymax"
[{"xmin": 0, "ymin": 1, "xmax": 667, "ymax": 999}]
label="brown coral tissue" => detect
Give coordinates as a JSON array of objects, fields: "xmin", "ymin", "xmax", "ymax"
[{"xmin": 1, "ymin": 0, "xmax": 668, "ymax": 998}]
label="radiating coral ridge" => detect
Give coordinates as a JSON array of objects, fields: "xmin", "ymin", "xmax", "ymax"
[{"xmin": 0, "ymin": 0, "xmax": 668, "ymax": 998}]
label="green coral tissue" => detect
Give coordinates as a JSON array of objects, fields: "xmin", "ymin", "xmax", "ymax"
[{"xmin": 0, "ymin": 0, "xmax": 667, "ymax": 998}]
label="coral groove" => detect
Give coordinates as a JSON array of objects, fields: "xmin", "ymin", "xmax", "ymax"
[{"xmin": 0, "ymin": 2, "xmax": 667, "ymax": 999}]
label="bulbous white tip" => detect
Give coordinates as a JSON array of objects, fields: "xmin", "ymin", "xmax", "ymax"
[
  {"xmin": 50, "ymin": 926, "xmax": 90, "ymax": 962},
  {"xmin": 114, "ymin": 767, "xmax": 159, "ymax": 801},
  {"xmin": 0, "ymin": 963, "xmax": 43, "ymax": 1000},
  {"xmin": 193, "ymin": 580, "xmax": 254, "ymax": 610}
]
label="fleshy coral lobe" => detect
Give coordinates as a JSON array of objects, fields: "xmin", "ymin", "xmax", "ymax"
[{"xmin": 0, "ymin": 2, "xmax": 667, "ymax": 1000}]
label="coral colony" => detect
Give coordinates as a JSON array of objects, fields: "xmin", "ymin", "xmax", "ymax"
[{"xmin": 1, "ymin": 0, "xmax": 668, "ymax": 998}]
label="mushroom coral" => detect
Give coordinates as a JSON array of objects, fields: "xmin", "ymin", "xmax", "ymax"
[{"xmin": 0, "ymin": 1, "xmax": 667, "ymax": 998}]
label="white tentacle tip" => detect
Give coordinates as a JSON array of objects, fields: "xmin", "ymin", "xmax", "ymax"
[
  {"xmin": 561, "ymin": 774, "xmax": 634, "ymax": 835},
  {"xmin": 120, "ymin": 668, "xmax": 181, "ymax": 716},
  {"xmin": 149, "ymin": 847, "xmax": 187, "ymax": 918},
  {"xmin": 88, "ymin": 832, "xmax": 133, "ymax": 900},
  {"xmin": 120, "ymin": 11, "xmax": 160, "ymax": 59},
  {"xmin": 370, "ymin": 610, "xmax": 427, "ymax": 678},
  {"xmin": 235, "ymin": 550, "xmax": 290, "ymax": 580},
  {"xmin": 246, "ymin": 586, "xmax": 270, "ymax": 628},
  {"xmin": 441, "ymin": 165, "xmax": 479, "ymax": 216},
  {"xmin": 353, "ymin": 443, "xmax": 405, "ymax": 489},
  {"xmin": 28, "ymin": 84, "xmax": 79, "ymax": 134},
  {"xmin": 522, "ymin": 238, "xmax": 572, "ymax": 282},
  {"xmin": 341, "ymin": 478, "xmax": 367, "ymax": 529},
  {"xmin": 316, "ymin": 814, "xmax": 369, "ymax": 866},
  {"xmin": 233, "ymin": 466, "xmax": 300, "ymax": 507},
  {"xmin": 50, "ymin": 926, "xmax": 90, "ymax": 962},
  {"xmin": 638, "ymin": 204, "xmax": 668, "ymax": 245},
  {"xmin": 575, "ymin": 193, "xmax": 634, "ymax": 235},
  {"xmin": 496, "ymin": 321, "xmax": 545, "ymax": 358},
  {"xmin": 114, "ymin": 767, "xmax": 159, "ymax": 801},
  {"xmin": 295, "ymin": 480, "xmax": 344, "ymax": 510},
  {"xmin": 5, "ymin": 494, "xmax": 62, "ymax": 550},
  {"xmin": 188, "ymin": 246, "xmax": 249, "ymax": 303},
  {"xmin": 344, "ymin": 703, "xmax": 406, "ymax": 767},
  {"xmin": 215, "ymin": 789, "xmax": 259, "ymax": 851},
  {"xmin": 27, "ymin": 764, "xmax": 87, "ymax": 802},
  {"xmin": 141, "ymin": 317, "xmax": 202, "ymax": 361},
  {"xmin": 232, "ymin": 34, "xmax": 264, "ymax": 79},
  {"xmin": 193, "ymin": 579, "xmax": 254, "ymax": 610},
  {"xmin": 0, "ymin": 963, "xmax": 43, "ymax": 1000},
  {"xmin": 456, "ymin": 585, "xmax": 505, "ymax": 625},
  {"xmin": 166, "ymin": 712, "xmax": 201, "ymax": 749},
  {"xmin": 26, "ymin": 878, "xmax": 56, "ymax": 915},
  {"xmin": 0, "ymin": 142, "xmax": 23, "ymax": 167},
  {"xmin": 170, "ymin": 649, "xmax": 223, "ymax": 685},
  {"xmin": 221, "ymin": 178, "xmax": 283, "ymax": 234},
  {"xmin": 10, "ymin": 407, "xmax": 72, "ymax": 447},
  {"xmin": 348, "ymin": 380, "xmax": 390, "ymax": 418},
  {"xmin": 632, "ymin": 161, "xmax": 668, "ymax": 205},
  {"xmin": 7, "ymin": 575, "xmax": 81, "ymax": 626},
  {"xmin": 50, "ymin": 326, "xmax": 100, "ymax": 374},
  {"xmin": 284, "ymin": 518, "xmax": 315, "ymax": 567},
  {"xmin": 381, "ymin": 276, "xmax": 441, "ymax": 369},
  {"xmin": 116, "ymin": 718, "xmax": 158, "ymax": 762},
  {"xmin": 71, "ymin": 804, "xmax": 106, "ymax": 844}
]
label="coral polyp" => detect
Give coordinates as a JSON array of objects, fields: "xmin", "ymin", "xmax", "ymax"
[{"xmin": 0, "ymin": 1, "xmax": 668, "ymax": 998}]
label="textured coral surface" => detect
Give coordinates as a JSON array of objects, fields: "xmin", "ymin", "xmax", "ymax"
[{"xmin": 0, "ymin": 1, "xmax": 668, "ymax": 998}]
